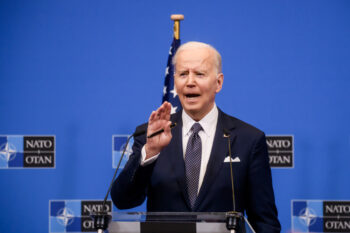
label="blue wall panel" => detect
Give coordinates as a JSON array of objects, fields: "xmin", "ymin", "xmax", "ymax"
[{"xmin": 1, "ymin": 0, "xmax": 350, "ymax": 232}]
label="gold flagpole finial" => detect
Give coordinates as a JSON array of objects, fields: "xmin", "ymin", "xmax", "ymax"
[{"xmin": 170, "ymin": 14, "xmax": 184, "ymax": 40}]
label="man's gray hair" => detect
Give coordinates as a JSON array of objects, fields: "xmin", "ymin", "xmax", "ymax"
[{"xmin": 172, "ymin": 41, "xmax": 222, "ymax": 73}]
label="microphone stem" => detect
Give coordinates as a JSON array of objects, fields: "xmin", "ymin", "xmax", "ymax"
[
  {"xmin": 226, "ymin": 136, "xmax": 236, "ymax": 212},
  {"xmin": 101, "ymin": 122, "xmax": 177, "ymax": 211},
  {"xmin": 102, "ymin": 134, "xmax": 134, "ymax": 212}
]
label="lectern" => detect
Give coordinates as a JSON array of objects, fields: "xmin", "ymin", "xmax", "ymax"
[{"xmin": 107, "ymin": 212, "xmax": 255, "ymax": 233}]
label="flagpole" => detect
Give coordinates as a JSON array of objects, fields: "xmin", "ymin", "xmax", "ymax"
[
  {"xmin": 170, "ymin": 14, "xmax": 184, "ymax": 40},
  {"xmin": 163, "ymin": 15, "xmax": 184, "ymax": 112}
]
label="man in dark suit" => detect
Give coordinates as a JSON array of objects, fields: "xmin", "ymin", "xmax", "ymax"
[{"xmin": 111, "ymin": 42, "xmax": 281, "ymax": 233}]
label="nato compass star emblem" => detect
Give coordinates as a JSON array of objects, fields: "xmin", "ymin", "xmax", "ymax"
[
  {"xmin": 56, "ymin": 207, "xmax": 75, "ymax": 226},
  {"xmin": 299, "ymin": 207, "xmax": 317, "ymax": 227},
  {"xmin": 0, "ymin": 142, "xmax": 17, "ymax": 162}
]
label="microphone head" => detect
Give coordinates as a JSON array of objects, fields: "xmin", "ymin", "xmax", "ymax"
[
  {"xmin": 223, "ymin": 128, "xmax": 230, "ymax": 138},
  {"xmin": 134, "ymin": 122, "xmax": 177, "ymax": 138},
  {"xmin": 170, "ymin": 122, "xmax": 177, "ymax": 129}
]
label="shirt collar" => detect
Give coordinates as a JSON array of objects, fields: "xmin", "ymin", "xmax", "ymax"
[{"xmin": 182, "ymin": 103, "xmax": 218, "ymax": 137}]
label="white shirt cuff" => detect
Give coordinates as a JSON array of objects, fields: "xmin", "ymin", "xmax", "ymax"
[{"xmin": 140, "ymin": 145, "xmax": 159, "ymax": 166}]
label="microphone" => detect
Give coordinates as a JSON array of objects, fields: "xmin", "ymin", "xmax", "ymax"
[
  {"xmin": 132, "ymin": 122, "xmax": 177, "ymax": 138},
  {"xmin": 147, "ymin": 122, "xmax": 177, "ymax": 138},
  {"xmin": 92, "ymin": 133, "xmax": 134, "ymax": 233},
  {"xmin": 223, "ymin": 129, "xmax": 243, "ymax": 233},
  {"xmin": 93, "ymin": 122, "xmax": 177, "ymax": 233}
]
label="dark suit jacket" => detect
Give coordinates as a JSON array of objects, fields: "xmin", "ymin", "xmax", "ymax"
[{"xmin": 111, "ymin": 109, "xmax": 281, "ymax": 233}]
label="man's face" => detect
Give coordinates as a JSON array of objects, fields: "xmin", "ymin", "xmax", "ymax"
[{"xmin": 174, "ymin": 47, "xmax": 223, "ymax": 121}]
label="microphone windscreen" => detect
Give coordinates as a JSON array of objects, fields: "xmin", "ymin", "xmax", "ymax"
[{"xmin": 223, "ymin": 128, "xmax": 230, "ymax": 137}]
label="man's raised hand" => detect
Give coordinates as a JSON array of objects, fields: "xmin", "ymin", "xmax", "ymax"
[{"xmin": 145, "ymin": 102, "xmax": 172, "ymax": 159}]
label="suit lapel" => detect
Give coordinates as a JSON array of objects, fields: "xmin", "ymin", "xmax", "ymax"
[
  {"xmin": 167, "ymin": 111, "xmax": 192, "ymax": 209},
  {"xmin": 194, "ymin": 109, "xmax": 236, "ymax": 210}
]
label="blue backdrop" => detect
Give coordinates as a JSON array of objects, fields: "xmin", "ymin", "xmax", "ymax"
[{"xmin": 1, "ymin": 0, "xmax": 350, "ymax": 233}]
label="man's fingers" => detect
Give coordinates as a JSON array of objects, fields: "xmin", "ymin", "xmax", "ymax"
[
  {"xmin": 156, "ymin": 102, "xmax": 167, "ymax": 119},
  {"xmin": 148, "ymin": 102, "xmax": 171, "ymax": 131},
  {"xmin": 160, "ymin": 103, "xmax": 169, "ymax": 122},
  {"xmin": 159, "ymin": 101, "xmax": 171, "ymax": 121},
  {"xmin": 159, "ymin": 104, "xmax": 167, "ymax": 120},
  {"xmin": 165, "ymin": 102, "xmax": 171, "ymax": 121},
  {"xmin": 148, "ymin": 111, "xmax": 156, "ymax": 123}
]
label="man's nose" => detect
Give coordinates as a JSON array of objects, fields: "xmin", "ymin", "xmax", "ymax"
[{"xmin": 186, "ymin": 73, "xmax": 196, "ymax": 86}]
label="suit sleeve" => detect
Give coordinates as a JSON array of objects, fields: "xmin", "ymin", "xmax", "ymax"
[
  {"xmin": 110, "ymin": 124, "xmax": 156, "ymax": 209},
  {"xmin": 246, "ymin": 132, "xmax": 281, "ymax": 233}
]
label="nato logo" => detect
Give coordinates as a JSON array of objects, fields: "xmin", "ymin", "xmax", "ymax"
[
  {"xmin": 0, "ymin": 135, "xmax": 55, "ymax": 169},
  {"xmin": 292, "ymin": 200, "xmax": 350, "ymax": 232},
  {"xmin": 50, "ymin": 200, "xmax": 112, "ymax": 232},
  {"xmin": 112, "ymin": 135, "xmax": 133, "ymax": 169},
  {"xmin": 266, "ymin": 135, "xmax": 294, "ymax": 168},
  {"xmin": 292, "ymin": 200, "xmax": 323, "ymax": 232}
]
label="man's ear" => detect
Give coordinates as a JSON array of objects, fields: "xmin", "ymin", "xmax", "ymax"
[{"xmin": 215, "ymin": 73, "xmax": 224, "ymax": 93}]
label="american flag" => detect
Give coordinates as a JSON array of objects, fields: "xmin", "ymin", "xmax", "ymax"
[{"xmin": 162, "ymin": 38, "xmax": 182, "ymax": 114}]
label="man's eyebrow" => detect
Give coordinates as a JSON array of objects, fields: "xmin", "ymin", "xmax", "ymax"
[{"xmin": 176, "ymin": 69, "xmax": 188, "ymax": 73}]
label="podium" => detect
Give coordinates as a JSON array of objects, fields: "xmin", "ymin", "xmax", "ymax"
[{"xmin": 107, "ymin": 212, "xmax": 256, "ymax": 233}]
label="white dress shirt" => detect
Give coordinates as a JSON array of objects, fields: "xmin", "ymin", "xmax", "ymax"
[{"xmin": 141, "ymin": 104, "xmax": 219, "ymax": 193}]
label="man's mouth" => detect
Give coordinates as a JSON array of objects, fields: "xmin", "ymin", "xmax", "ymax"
[{"xmin": 185, "ymin": 94, "xmax": 200, "ymax": 98}]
